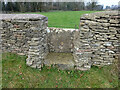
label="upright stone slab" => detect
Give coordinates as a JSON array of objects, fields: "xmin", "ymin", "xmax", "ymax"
[
  {"xmin": 0, "ymin": 14, "xmax": 48, "ymax": 70},
  {"xmin": 47, "ymin": 27, "xmax": 78, "ymax": 53}
]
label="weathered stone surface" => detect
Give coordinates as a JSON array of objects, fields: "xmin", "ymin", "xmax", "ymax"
[
  {"xmin": 0, "ymin": 14, "xmax": 46, "ymax": 20},
  {"xmin": 73, "ymin": 11, "xmax": 119, "ymax": 70},
  {"xmin": 1, "ymin": 14, "xmax": 48, "ymax": 70},
  {"xmin": 0, "ymin": 11, "xmax": 119, "ymax": 71},
  {"xmin": 48, "ymin": 27, "xmax": 78, "ymax": 53},
  {"xmin": 44, "ymin": 52, "xmax": 75, "ymax": 70}
]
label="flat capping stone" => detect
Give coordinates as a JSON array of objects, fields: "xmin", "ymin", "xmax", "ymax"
[
  {"xmin": 80, "ymin": 11, "xmax": 119, "ymax": 19},
  {"xmin": 0, "ymin": 14, "xmax": 48, "ymax": 21}
]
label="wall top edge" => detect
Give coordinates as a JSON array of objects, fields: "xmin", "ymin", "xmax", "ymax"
[
  {"xmin": 80, "ymin": 11, "xmax": 119, "ymax": 19},
  {"xmin": 0, "ymin": 14, "xmax": 48, "ymax": 20}
]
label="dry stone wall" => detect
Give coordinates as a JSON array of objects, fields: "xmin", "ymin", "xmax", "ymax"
[
  {"xmin": 0, "ymin": 14, "xmax": 48, "ymax": 69},
  {"xmin": 73, "ymin": 11, "xmax": 119, "ymax": 70},
  {"xmin": 0, "ymin": 11, "xmax": 119, "ymax": 70}
]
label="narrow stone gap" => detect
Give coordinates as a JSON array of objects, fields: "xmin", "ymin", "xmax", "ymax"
[{"xmin": 44, "ymin": 27, "xmax": 77, "ymax": 70}]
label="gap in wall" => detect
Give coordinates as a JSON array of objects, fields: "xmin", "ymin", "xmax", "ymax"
[{"xmin": 44, "ymin": 28, "xmax": 76, "ymax": 70}]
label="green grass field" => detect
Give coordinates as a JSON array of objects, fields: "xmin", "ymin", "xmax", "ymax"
[
  {"xmin": 2, "ymin": 53, "xmax": 118, "ymax": 88},
  {"xmin": 27, "ymin": 11, "xmax": 99, "ymax": 28}
]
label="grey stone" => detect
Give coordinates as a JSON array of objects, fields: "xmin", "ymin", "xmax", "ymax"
[{"xmin": 0, "ymin": 11, "xmax": 119, "ymax": 71}]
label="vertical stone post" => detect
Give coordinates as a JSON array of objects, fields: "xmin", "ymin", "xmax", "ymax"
[
  {"xmin": 73, "ymin": 20, "xmax": 92, "ymax": 70},
  {"xmin": 26, "ymin": 17, "xmax": 48, "ymax": 70},
  {"xmin": 0, "ymin": 14, "xmax": 48, "ymax": 70}
]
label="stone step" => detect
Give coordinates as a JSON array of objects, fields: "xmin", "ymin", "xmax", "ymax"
[{"xmin": 44, "ymin": 52, "xmax": 75, "ymax": 70}]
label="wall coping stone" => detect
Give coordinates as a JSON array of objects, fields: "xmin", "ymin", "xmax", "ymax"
[
  {"xmin": 0, "ymin": 14, "xmax": 47, "ymax": 20},
  {"xmin": 81, "ymin": 11, "xmax": 119, "ymax": 20}
]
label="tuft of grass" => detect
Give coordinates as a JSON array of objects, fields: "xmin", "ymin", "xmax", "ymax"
[
  {"xmin": 2, "ymin": 53, "xmax": 118, "ymax": 88},
  {"xmin": 24, "ymin": 11, "xmax": 100, "ymax": 29}
]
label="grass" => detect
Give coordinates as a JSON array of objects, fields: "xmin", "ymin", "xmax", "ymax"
[
  {"xmin": 2, "ymin": 53, "xmax": 119, "ymax": 88},
  {"xmin": 25, "ymin": 11, "xmax": 99, "ymax": 29}
]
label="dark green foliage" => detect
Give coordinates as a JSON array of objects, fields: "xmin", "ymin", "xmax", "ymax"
[{"xmin": 1, "ymin": 2, "xmax": 104, "ymax": 13}]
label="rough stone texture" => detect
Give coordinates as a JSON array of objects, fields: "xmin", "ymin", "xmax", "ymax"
[
  {"xmin": 0, "ymin": 11, "xmax": 119, "ymax": 71},
  {"xmin": 44, "ymin": 52, "xmax": 75, "ymax": 70},
  {"xmin": 47, "ymin": 27, "xmax": 78, "ymax": 52},
  {"xmin": 73, "ymin": 11, "xmax": 119, "ymax": 70},
  {"xmin": 1, "ymin": 14, "xmax": 48, "ymax": 69},
  {"xmin": 0, "ymin": 14, "xmax": 46, "ymax": 20}
]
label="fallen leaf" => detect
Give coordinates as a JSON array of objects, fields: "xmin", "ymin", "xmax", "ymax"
[
  {"xmin": 47, "ymin": 66, "xmax": 51, "ymax": 69},
  {"xmin": 80, "ymin": 73, "xmax": 84, "ymax": 78},
  {"xmin": 19, "ymin": 72, "xmax": 22, "ymax": 75},
  {"xmin": 56, "ymin": 85, "xmax": 58, "ymax": 88},
  {"xmin": 68, "ymin": 72, "xmax": 70, "ymax": 74},
  {"xmin": 19, "ymin": 65, "xmax": 21, "ymax": 68},
  {"xmin": 109, "ymin": 80, "xmax": 112, "ymax": 83}
]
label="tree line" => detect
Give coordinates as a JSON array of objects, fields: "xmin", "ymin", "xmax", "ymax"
[{"xmin": 1, "ymin": 2, "xmax": 104, "ymax": 13}]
